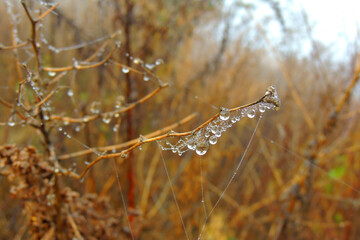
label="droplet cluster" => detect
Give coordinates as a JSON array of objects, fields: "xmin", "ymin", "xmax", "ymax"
[{"xmin": 159, "ymin": 86, "xmax": 280, "ymax": 156}]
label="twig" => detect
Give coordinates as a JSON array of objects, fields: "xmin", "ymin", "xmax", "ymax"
[
  {"xmin": 0, "ymin": 41, "xmax": 28, "ymax": 50},
  {"xmin": 21, "ymin": 1, "xmax": 41, "ymax": 71},
  {"xmin": 66, "ymin": 209, "xmax": 84, "ymax": 240},
  {"xmin": 59, "ymin": 112, "xmax": 198, "ymax": 161},
  {"xmin": 51, "ymin": 83, "xmax": 169, "ymax": 123},
  {"xmin": 43, "ymin": 47, "xmax": 117, "ymax": 72},
  {"xmin": 36, "ymin": 3, "xmax": 60, "ymax": 22},
  {"xmin": 65, "ymin": 86, "xmax": 279, "ymax": 180}
]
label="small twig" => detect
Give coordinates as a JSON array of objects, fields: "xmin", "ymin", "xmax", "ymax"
[
  {"xmin": 0, "ymin": 41, "xmax": 28, "ymax": 50},
  {"xmin": 21, "ymin": 1, "xmax": 41, "ymax": 71},
  {"xmin": 35, "ymin": 3, "xmax": 60, "ymax": 22},
  {"xmin": 35, "ymin": 87, "xmax": 62, "ymax": 111},
  {"xmin": 51, "ymin": 83, "xmax": 168, "ymax": 123},
  {"xmin": 65, "ymin": 87, "xmax": 279, "ymax": 180},
  {"xmin": 66, "ymin": 209, "xmax": 84, "ymax": 240},
  {"xmin": 110, "ymin": 59, "xmax": 143, "ymax": 75},
  {"xmin": 43, "ymin": 47, "xmax": 117, "ymax": 72},
  {"xmin": 59, "ymin": 112, "xmax": 198, "ymax": 161},
  {"xmin": 0, "ymin": 97, "xmax": 27, "ymax": 121}
]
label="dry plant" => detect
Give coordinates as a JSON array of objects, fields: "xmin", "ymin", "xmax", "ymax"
[{"xmin": 1, "ymin": 1, "xmax": 360, "ymax": 240}]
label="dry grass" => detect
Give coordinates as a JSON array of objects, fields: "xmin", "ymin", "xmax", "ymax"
[{"xmin": 1, "ymin": 1, "xmax": 360, "ymax": 239}]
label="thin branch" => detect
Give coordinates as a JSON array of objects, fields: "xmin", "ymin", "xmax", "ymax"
[
  {"xmin": 43, "ymin": 47, "xmax": 117, "ymax": 72},
  {"xmin": 62, "ymin": 112, "xmax": 198, "ymax": 179},
  {"xmin": 65, "ymin": 86, "xmax": 280, "ymax": 180},
  {"xmin": 51, "ymin": 83, "xmax": 168, "ymax": 123},
  {"xmin": 0, "ymin": 97, "xmax": 27, "ymax": 121},
  {"xmin": 35, "ymin": 3, "xmax": 60, "ymax": 22},
  {"xmin": 0, "ymin": 41, "xmax": 28, "ymax": 50},
  {"xmin": 58, "ymin": 112, "xmax": 198, "ymax": 161},
  {"xmin": 35, "ymin": 87, "xmax": 63, "ymax": 111},
  {"xmin": 21, "ymin": 1, "xmax": 41, "ymax": 71}
]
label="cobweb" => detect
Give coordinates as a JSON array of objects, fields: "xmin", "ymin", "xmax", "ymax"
[{"xmin": 1, "ymin": 1, "xmax": 359, "ymax": 239}]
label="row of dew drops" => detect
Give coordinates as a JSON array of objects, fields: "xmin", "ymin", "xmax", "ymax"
[
  {"xmin": 6, "ymin": 53, "xmax": 163, "ymax": 128},
  {"xmin": 159, "ymin": 101, "xmax": 278, "ymax": 156}
]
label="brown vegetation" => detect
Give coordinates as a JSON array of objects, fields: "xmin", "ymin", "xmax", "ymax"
[{"xmin": 0, "ymin": 1, "xmax": 359, "ymax": 239}]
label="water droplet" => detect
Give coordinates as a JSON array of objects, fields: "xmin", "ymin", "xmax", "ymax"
[
  {"xmin": 90, "ymin": 101, "xmax": 101, "ymax": 114},
  {"xmin": 115, "ymin": 96, "xmax": 125, "ymax": 109},
  {"xmin": 43, "ymin": 114, "xmax": 50, "ymax": 121},
  {"xmin": 85, "ymin": 161, "xmax": 90, "ymax": 166},
  {"xmin": 215, "ymin": 130, "xmax": 221, "ymax": 137},
  {"xmin": 115, "ymin": 41, "xmax": 121, "ymax": 48},
  {"xmin": 66, "ymin": 134, "xmax": 71, "ymax": 139},
  {"xmin": 48, "ymin": 71, "xmax": 56, "ymax": 77},
  {"xmin": 220, "ymin": 108, "xmax": 230, "ymax": 121},
  {"xmin": 58, "ymin": 127, "xmax": 63, "ymax": 132},
  {"xmin": 145, "ymin": 63, "xmax": 155, "ymax": 70},
  {"xmin": 196, "ymin": 140, "xmax": 209, "ymax": 156},
  {"xmin": 113, "ymin": 124, "xmax": 119, "ymax": 132},
  {"xmin": 205, "ymin": 131, "xmax": 210, "ymax": 137},
  {"xmin": 133, "ymin": 58, "xmax": 142, "ymax": 65},
  {"xmin": 102, "ymin": 114, "xmax": 111, "ymax": 124},
  {"xmin": 211, "ymin": 125, "xmax": 219, "ymax": 135},
  {"xmin": 187, "ymin": 142, "xmax": 196, "ymax": 150},
  {"xmin": 247, "ymin": 109, "xmax": 256, "ymax": 118},
  {"xmin": 67, "ymin": 89, "xmax": 74, "ymax": 97},
  {"xmin": 209, "ymin": 135, "xmax": 217, "ymax": 145},
  {"xmin": 122, "ymin": 67, "xmax": 130, "ymax": 74},
  {"xmin": 72, "ymin": 58, "xmax": 79, "ymax": 68},
  {"xmin": 155, "ymin": 58, "xmax": 164, "ymax": 65},
  {"xmin": 7, "ymin": 115, "xmax": 16, "ymax": 126},
  {"xmin": 138, "ymin": 135, "xmax": 145, "ymax": 142},
  {"xmin": 143, "ymin": 75, "xmax": 150, "ymax": 82},
  {"xmin": 259, "ymin": 104, "xmax": 266, "ymax": 113},
  {"xmin": 46, "ymin": 193, "xmax": 55, "ymax": 206},
  {"xmin": 75, "ymin": 123, "xmax": 84, "ymax": 132}
]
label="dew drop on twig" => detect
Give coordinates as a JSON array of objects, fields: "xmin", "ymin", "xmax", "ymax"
[
  {"xmin": 7, "ymin": 115, "xmax": 16, "ymax": 127},
  {"xmin": 196, "ymin": 140, "xmax": 209, "ymax": 156},
  {"xmin": 259, "ymin": 105, "xmax": 266, "ymax": 113},
  {"xmin": 155, "ymin": 58, "xmax": 164, "ymax": 65},
  {"xmin": 48, "ymin": 71, "xmax": 56, "ymax": 77},
  {"xmin": 209, "ymin": 135, "xmax": 217, "ymax": 145},
  {"xmin": 219, "ymin": 108, "xmax": 230, "ymax": 121},
  {"xmin": 133, "ymin": 57, "xmax": 142, "ymax": 65},
  {"xmin": 143, "ymin": 75, "xmax": 150, "ymax": 82},
  {"xmin": 90, "ymin": 101, "xmax": 101, "ymax": 114},
  {"xmin": 102, "ymin": 114, "xmax": 111, "ymax": 124},
  {"xmin": 113, "ymin": 124, "xmax": 119, "ymax": 132},
  {"xmin": 247, "ymin": 109, "xmax": 256, "ymax": 118},
  {"xmin": 67, "ymin": 89, "xmax": 74, "ymax": 97},
  {"xmin": 115, "ymin": 96, "xmax": 125, "ymax": 109}
]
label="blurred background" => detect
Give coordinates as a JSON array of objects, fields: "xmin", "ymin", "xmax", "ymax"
[{"xmin": 0, "ymin": 0, "xmax": 359, "ymax": 239}]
